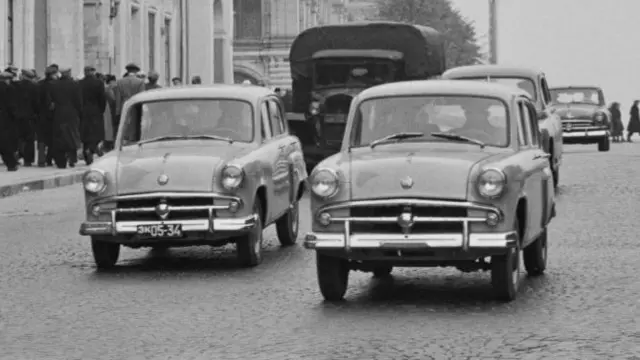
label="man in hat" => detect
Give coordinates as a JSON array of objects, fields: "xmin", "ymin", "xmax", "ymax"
[
  {"xmin": 12, "ymin": 69, "xmax": 40, "ymax": 166},
  {"xmin": 79, "ymin": 65, "xmax": 106, "ymax": 165},
  {"xmin": 171, "ymin": 77, "xmax": 182, "ymax": 86},
  {"xmin": 191, "ymin": 76, "xmax": 202, "ymax": 85},
  {"xmin": 49, "ymin": 67, "xmax": 82, "ymax": 168},
  {"xmin": 113, "ymin": 63, "xmax": 145, "ymax": 132},
  {"xmin": 0, "ymin": 71, "xmax": 18, "ymax": 171},
  {"xmin": 36, "ymin": 65, "xmax": 59, "ymax": 166},
  {"xmin": 5, "ymin": 65, "xmax": 18, "ymax": 81},
  {"xmin": 145, "ymin": 70, "xmax": 161, "ymax": 90}
]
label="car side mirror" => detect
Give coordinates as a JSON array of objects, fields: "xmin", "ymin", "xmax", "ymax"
[{"xmin": 537, "ymin": 110, "xmax": 548, "ymax": 120}]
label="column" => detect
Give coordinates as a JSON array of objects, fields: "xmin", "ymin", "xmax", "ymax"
[
  {"xmin": 186, "ymin": 0, "xmax": 214, "ymax": 83},
  {"xmin": 221, "ymin": 0, "xmax": 233, "ymax": 83},
  {"xmin": 47, "ymin": 0, "xmax": 84, "ymax": 75},
  {"xmin": 0, "ymin": 0, "xmax": 6, "ymax": 64},
  {"xmin": 22, "ymin": 0, "xmax": 35, "ymax": 69}
]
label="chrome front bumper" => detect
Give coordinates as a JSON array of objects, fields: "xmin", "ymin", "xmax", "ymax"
[{"xmin": 562, "ymin": 129, "xmax": 608, "ymax": 138}]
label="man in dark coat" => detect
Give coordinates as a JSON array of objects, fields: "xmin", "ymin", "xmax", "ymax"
[
  {"xmin": 145, "ymin": 70, "xmax": 161, "ymax": 90},
  {"xmin": 114, "ymin": 63, "xmax": 145, "ymax": 132},
  {"xmin": 79, "ymin": 66, "xmax": 106, "ymax": 165},
  {"xmin": 628, "ymin": 100, "xmax": 640, "ymax": 142},
  {"xmin": 13, "ymin": 69, "xmax": 40, "ymax": 166},
  {"xmin": 49, "ymin": 68, "xmax": 82, "ymax": 168},
  {"xmin": 37, "ymin": 66, "xmax": 59, "ymax": 166},
  {"xmin": 0, "ymin": 71, "xmax": 18, "ymax": 171}
]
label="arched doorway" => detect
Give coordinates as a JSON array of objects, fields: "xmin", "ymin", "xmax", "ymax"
[{"xmin": 233, "ymin": 65, "xmax": 268, "ymax": 86}]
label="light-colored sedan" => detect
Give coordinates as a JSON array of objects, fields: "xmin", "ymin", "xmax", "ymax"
[
  {"xmin": 304, "ymin": 80, "xmax": 555, "ymax": 302},
  {"xmin": 79, "ymin": 85, "xmax": 307, "ymax": 269}
]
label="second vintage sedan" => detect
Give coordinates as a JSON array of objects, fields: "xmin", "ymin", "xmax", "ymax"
[
  {"xmin": 304, "ymin": 80, "xmax": 555, "ymax": 302},
  {"xmin": 549, "ymin": 86, "xmax": 611, "ymax": 151},
  {"xmin": 79, "ymin": 85, "xmax": 307, "ymax": 269}
]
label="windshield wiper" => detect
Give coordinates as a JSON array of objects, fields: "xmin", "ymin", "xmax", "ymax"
[
  {"xmin": 370, "ymin": 132, "xmax": 424, "ymax": 148},
  {"xmin": 137, "ymin": 135, "xmax": 186, "ymax": 147},
  {"xmin": 137, "ymin": 134, "xmax": 233, "ymax": 147},
  {"xmin": 183, "ymin": 134, "xmax": 233, "ymax": 143},
  {"xmin": 430, "ymin": 132, "xmax": 486, "ymax": 148}
]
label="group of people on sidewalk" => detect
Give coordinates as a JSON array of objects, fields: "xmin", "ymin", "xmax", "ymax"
[
  {"xmin": 0, "ymin": 62, "xmax": 202, "ymax": 172},
  {"xmin": 614, "ymin": 100, "xmax": 640, "ymax": 142}
]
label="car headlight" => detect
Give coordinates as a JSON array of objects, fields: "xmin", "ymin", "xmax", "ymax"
[
  {"xmin": 221, "ymin": 164, "xmax": 244, "ymax": 191},
  {"xmin": 594, "ymin": 112, "xmax": 606, "ymax": 123},
  {"xmin": 477, "ymin": 168, "xmax": 506, "ymax": 199},
  {"xmin": 83, "ymin": 170, "xmax": 107, "ymax": 194},
  {"xmin": 309, "ymin": 101, "xmax": 320, "ymax": 115},
  {"xmin": 310, "ymin": 168, "xmax": 339, "ymax": 199}
]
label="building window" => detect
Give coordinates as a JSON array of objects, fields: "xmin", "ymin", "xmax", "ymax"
[
  {"xmin": 233, "ymin": 0, "xmax": 262, "ymax": 40},
  {"xmin": 6, "ymin": 0, "xmax": 14, "ymax": 65},
  {"xmin": 164, "ymin": 18, "xmax": 171, "ymax": 85},
  {"xmin": 148, "ymin": 11, "xmax": 156, "ymax": 70}
]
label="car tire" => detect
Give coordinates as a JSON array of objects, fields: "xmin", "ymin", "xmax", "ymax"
[
  {"xmin": 491, "ymin": 217, "xmax": 521, "ymax": 302},
  {"xmin": 551, "ymin": 163, "xmax": 559, "ymax": 189},
  {"xmin": 91, "ymin": 236, "xmax": 120, "ymax": 270},
  {"xmin": 598, "ymin": 136, "xmax": 610, "ymax": 152},
  {"xmin": 372, "ymin": 265, "xmax": 393, "ymax": 278},
  {"xmin": 236, "ymin": 199, "xmax": 264, "ymax": 267},
  {"xmin": 316, "ymin": 253, "xmax": 349, "ymax": 301},
  {"xmin": 275, "ymin": 200, "xmax": 299, "ymax": 246},
  {"xmin": 524, "ymin": 228, "xmax": 548, "ymax": 276}
]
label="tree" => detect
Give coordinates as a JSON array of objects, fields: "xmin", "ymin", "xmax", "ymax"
[{"xmin": 374, "ymin": 0, "xmax": 482, "ymax": 68}]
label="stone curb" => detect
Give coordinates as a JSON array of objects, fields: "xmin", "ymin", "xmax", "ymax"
[{"xmin": 0, "ymin": 170, "xmax": 85, "ymax": 199}]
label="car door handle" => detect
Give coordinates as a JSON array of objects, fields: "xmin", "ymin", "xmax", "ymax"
[{"xmin": 533, "ymin": 153, "xmax": 550, "ymax": 160}]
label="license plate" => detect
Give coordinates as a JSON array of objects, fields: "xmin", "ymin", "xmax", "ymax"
[{"xmin": 136, "ymin": 224, "xmax": 183, "ymax": 238}]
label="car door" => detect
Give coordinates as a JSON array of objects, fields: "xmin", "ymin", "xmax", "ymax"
[
  {"xmin": 266, "ymin": 97, "xmax": 290, "ymax": 217},
  {"xmin": 259, "ymin": 100, "xmax": 282, "ymax": 224},
  {"xmin": 517, "ymin": 98, "xmax": 544, "ymax": 245},
  {"xmin": 526, "ymin": 100, "xmax": 554, "ymax": 229},
  {"xmin": 271, "ymin": 97, "xmax": 303, "ymax": 205},
  {"xmin": 539, "ymin": 75, "xmax": 563, "ymax": 163}
]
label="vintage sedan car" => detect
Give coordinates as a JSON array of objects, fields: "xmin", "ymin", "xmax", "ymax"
[
  {"xmin": 442, "ymin": 65, "xmax": 563, "ymax": 188},
  {"xmin": 304, "ymin": 80, "xmax": 555, "ymax": 302},
  {"xmin": 549, "ymin": 86, "xmax": 610, "ymax": 151},
  {"xmin": 79, "ymin": 85, "xmax": 307, "ymax": 269}
]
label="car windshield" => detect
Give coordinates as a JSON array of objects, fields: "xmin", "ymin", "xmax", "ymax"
[
  {"xmin": 458, "ymin": 77, "xmax": 537, "ymax": 101},
  {"xmin": 550, "ymin": 88, "xmax": 603, "ymax": 105},
  {"xmin": 351, "ymin": 95, "xmax": 509, "ymax": 148},
  {"xmin": 120, "ymin": 99, "xmax": 254, "ymax": 144}
]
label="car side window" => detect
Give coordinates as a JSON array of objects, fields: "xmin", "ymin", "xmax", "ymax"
[
  {"xmin": 275, "ymin": 99, "xmax": 289, "ymax": 134},
  {"xmin": 260, "ymin": 102, "xmax": 272, "ymax": 140},
  {"xmin": 540, "ymin": 76, "xmax": 551, "ymax": 105},
  {"xmin": 526, "ymin": 102, "xmax": 540, "ymax": 146},
  {"xmin": 518, "ymin": 100, "xmax": 531, "ymax": 146},
  {"xmin": 267, "ymin": 99, "xmax": 284, "ymax": 136}
]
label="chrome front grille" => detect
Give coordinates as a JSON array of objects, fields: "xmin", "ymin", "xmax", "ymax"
[
  {"xmin": 350, "ymin": 205, "xmax": 467, "ymax": 234},
  {"xmin": 562, "ymin": 119, "xmax": 602, "ymax": 131},
  {"xmin": 116, "ymin": 197, "xmax": 213, "ymax": 221}
]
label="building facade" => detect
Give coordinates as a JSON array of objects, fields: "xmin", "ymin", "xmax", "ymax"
[{"xmin": 233, "ymin": 0, "xmax": 349, "ymax": 89}]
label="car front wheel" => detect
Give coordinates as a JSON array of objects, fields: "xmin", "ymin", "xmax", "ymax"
[
  {"xmin": 524, "ymin": 228, "xmax": 548, "ymax": 276},
  {"xmin": 91, "ymin": 236, "xmax": 120, "ymax": 270},
  {"xmin": 316, "ymin": 253, "xmax": 349, "ymax": 301},
  {"xmin": 275, "ymin": 200, "xmax": 299, "ymax": 246},
  {"xmin": 236, "ymin": 199, "xmax": 264, "ymax": 267},
  {"xmin": 598, "ymin": 136, "xmax": 610, "ymax": 152}
]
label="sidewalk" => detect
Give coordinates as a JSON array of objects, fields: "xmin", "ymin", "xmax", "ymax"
[{"xmin": 0, "ymin": 165, "xmax": 87, "ymax": 199}]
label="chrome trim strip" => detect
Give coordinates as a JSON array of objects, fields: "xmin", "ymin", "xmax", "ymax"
[
  {"xmin": 89, "ymin": 192, "xmax": 242, "ymax": 206},
  {"xmin": 316, "ymin": 198, "xmax": 501, "ymax": 215},
  {"xmin": 304, "ymin": 232, "xmax": 517, "ymax": 249},
  {"xmin": 98, "ymin": 204, "xmax": 230, "ymax": 214},
  {"xmin": 563, "ymin": 130, "xmax": 608, "ymax": 138}
]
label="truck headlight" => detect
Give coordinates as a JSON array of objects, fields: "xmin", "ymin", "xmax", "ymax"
[
  {"xmin": 83, "ymin": 169, "xmax": 107, "ymax": 194},
  {"xmin": 221, "ymin": 164, "xmax": 244, "ymax": 191},
  {"xmin": 310, "ymin": 168, "xmax": 339, "ymax": 199},
  {"xmin": 477, "ymin": 168, "xmax": 506, "ymax": 199},
  {"xmin": 309, "ymin": 101, "xmax": 320, "ymax": 115}
]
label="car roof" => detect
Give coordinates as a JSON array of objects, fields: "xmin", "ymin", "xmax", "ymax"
[
  {"xmin": 442, "ymin": 65, "xmax": 542, "ymax": 79},
  {"xmin": 357, "ymin": 80, "xmax": 524, "ymax": 101},
  {"xmin": 128, "ymin": 84, "xmax": 275, "ymax": 103},
  {"xmin": 550, "ymin": 85, "xmax": 602, "ymax": 90}
]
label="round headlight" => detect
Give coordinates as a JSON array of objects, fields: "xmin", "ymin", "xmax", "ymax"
[
  {"xmin": 309, "ymin": 101, "xmax": 320, "ymax": 115},
  {"xmin": 477, "ymin": 169, "xmax": 506, "ymax": 199},
  {"xmin": 594, "ymin": 112, "xmax": 605, "ymax": 122},
  {"xmin": 221, "ymin": 165, "xmax": 244, "ymax": 191},
  {"xmin": 310, "ymin": 168, "xmax": 339, "ymax": 199},
  {"xmin": 83, "ymin": 170, "xmax": 107, "ymax": 194}
]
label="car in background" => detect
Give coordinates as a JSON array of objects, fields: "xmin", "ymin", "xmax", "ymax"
[
  {"xmin": 442, "ymin": 65, "xmax": 563, "ymax": 189},
  {"xmin": 79, "ymin": 85, "xmax": 307, "ymax": 269},
  {"xmin": 303, "ymin": 80, "xmax": 555, "ymax": 302},
  {"xmin": 549, "ymin": 86, "xmax": 610, "ymax": 151}
]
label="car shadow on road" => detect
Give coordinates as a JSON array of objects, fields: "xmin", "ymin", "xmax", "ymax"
[{"xmin": 319, "ymin": 272, "xmax": 552, "ymax": 312}]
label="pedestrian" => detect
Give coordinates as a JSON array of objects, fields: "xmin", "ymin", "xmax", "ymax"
[
  {"xmin": 13, "ymin": 69, "xmax": 40, "ymax": 167},
  {"xmin": 36, "ymin": 65, "xmax": 59, "ymax": 167},
  {"xmin": 0, "ymin": 71, "xmax": 18, "ymax": 171},
  {"xmin": 137, "ymin": 71, "xmax": 147, "ymax": 81},
  {"xmin": 171, "ymin": 77, "xmax": 182, "ymax": 86},
  {"xmin": 145, "ymin": 71, "xmax": 161, "ymax": 90},
  {"xmin": 113, "ymin": 63, "xmax": 145, "ymax": 132},
  {"xmin": 49, "ymin": 68, "xmax": 82, "ymax": 168},
  {"xmin": 79, "ymin": 66, "xmax": 106, "ymax": 165},
  {"xmin": 609, "ymin": 102, "xmax": 623, "ymax": 143},
  {"xmin": 103, "ymin": 74, "xmax": 117, "ymax": 152},
  {"xmin": 628, "ymin": 100, "xmax": 640, "ymax": 142},
  {"xmin": 191, "ymin": 76, "xmax": 202, "ymax": 84}
]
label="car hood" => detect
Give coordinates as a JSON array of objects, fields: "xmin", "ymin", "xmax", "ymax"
[
  {"xmin": 552, "ymin": 103, "xmax": 601, "ymax": 119},
  {"xmin": 115, "ymin": 141, "xmax": 247, "ymax": 195},
  {"xmin": 348, "ymin": 146, "xmax": 499, "ymax": 201}
]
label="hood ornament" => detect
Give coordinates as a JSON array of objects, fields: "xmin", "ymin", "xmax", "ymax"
[
  {"xmin": 566, "ymin": 112, "xmax": 574, "ymax": 119},
  {"xmin": 156, "ymin": 200, "xmax": 170, "ymax": 220},
  {"xmin": 400, "ymin": 176, "xmax": 414, "ymax": 189},
  {"xmin": 157, "ymin": 174, "xmax": 169, "ymax": 185}
]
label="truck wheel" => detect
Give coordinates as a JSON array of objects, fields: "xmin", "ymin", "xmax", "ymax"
[
  {"xmin": 91, "ymin": 236, "xmax": 120, "ymax": 270},
  {"xmin": 598, "ymin": 136, "xmax": 610, "ymax": 152},
  {"xmin": 491, "ymin": 218, "xmax": 521, "ymax": 301},
  {"xmin": 372, "ymin": 265, "xmax": 393, "ymax": 278},
  {"xmin": 236, "ymin": 199, "xmax": 264, "ymax": 267},
  {"xmin": 316, "ymin": 253, "xmax": 349, "ymax": 301},
  {"xmin": 275, "ymin": 200, "xmax": 299, "ymax": 246},
  {"xmin": 524, "ymin": 228, "xmax": 548, "ymax": 276}
]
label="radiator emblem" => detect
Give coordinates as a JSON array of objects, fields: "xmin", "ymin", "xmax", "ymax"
[
  {"xmin": 397, "ymin": 211, "xmax": 414, "ymax": 234},
  {"xmin": 156, "ymin": 201, "xmax": 170, "ymax": 220},
  {"xmin": 157, "ymin": 174, "xmax": 169, "ymax": 185},
  {"xmin": 400, "ymin": 176, "xmax": 414, "ymax": 189}
]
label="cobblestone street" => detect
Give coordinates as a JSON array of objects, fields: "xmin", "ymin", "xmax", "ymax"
[{"xmin": 1, "ymin": 143, "xmax": 639, "ymax": 359}]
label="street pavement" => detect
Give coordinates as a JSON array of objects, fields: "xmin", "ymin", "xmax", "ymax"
[{"xmin": 1, "ymin": 143, "xmax": 639, "ymax": 359}]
